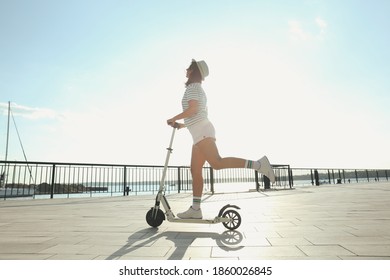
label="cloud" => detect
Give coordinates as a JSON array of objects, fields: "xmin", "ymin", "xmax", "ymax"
[
  {"xmin": 0, "ymin": 102, "xmax": 63, "ymax": 120},
  {"xmin": 315, "ymin": 17, "xmax": 327, "ymax": 29},
  {"xmin": 288, "ymin": 17, "xmax": 328, "ymax": 41},
  {"xmin": 315, "ymin": 17, "xmax": 327, "ymax": 40},
  {"xmin": 288, "ymin": 20, "xmax": 310, "ymax": 41}
]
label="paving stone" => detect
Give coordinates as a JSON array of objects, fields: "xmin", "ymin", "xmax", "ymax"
[{"xmin": 298, "ymin": 245, "xmax": 356, "ymax": 257}]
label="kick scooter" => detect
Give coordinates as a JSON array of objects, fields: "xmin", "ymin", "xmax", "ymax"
[{"xmin": 146, "ymin": 125, "xmax": 242, "ymax": 230}]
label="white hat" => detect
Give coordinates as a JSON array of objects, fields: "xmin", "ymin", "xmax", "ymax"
[{"xmin": 192, "ymin": 59, "xmax": 209, "ymax": 80}]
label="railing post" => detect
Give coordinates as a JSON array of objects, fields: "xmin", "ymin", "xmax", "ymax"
[
  {"xmin": 123, "ymin": 166, "xmax": 127, "ymax": 196},
  {"xmin": 50, "ymin": 164, "xmax": 56, "ymax": 199},
  {"xmin": 264, "ymin": 175, "xmax": 270, "ymax": 189},
  {"xmin": 177, "ymin": 167, "xmax": 181, "ymax": 193},
  {"xmin": 314, "ymin": 169, "xmax": 319, "ymax": 186},
  {"xmin": 255, "ymin": 170, "xmax": 259, "ymax": 191},
  {"xmin": 332, "ymin": 169, "xmax": 335, "ymax": 184},
  {"xmin": 343, "ymin": 169, "xmax": 346, "ymax": 183},
  {"xmin": 209, "ymin": 167, "xmax": 214, "ymax": 194},
  {"xmin": 310, "ymin": 169, "xmax": 314, "ymax": 185}
]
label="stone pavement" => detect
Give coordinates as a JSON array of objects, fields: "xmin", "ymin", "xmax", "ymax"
[{"xmin": 0, "ymin": 182, "xmax": 390, "ymax": 260}]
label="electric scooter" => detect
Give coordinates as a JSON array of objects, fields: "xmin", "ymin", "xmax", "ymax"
[{"xmin": 146, "ymin": 125, "xmax": 242, "ymax": 230}]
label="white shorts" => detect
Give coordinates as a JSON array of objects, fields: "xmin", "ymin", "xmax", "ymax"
[{"xmin": 187, "ymin": 119, "xmax": 216, "ymax": 145}]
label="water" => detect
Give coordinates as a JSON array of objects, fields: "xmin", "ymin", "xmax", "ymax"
[
  {"xmin": 2, "ymin": 177, "xmax": 389, "ymax": 200},
  {"xmin": 0, "ymin": 183, "xmax": 184, "ymax": 199}
]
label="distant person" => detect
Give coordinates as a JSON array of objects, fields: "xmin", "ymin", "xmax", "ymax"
[{"xmin": 167, "ymin": 59, "xmax": 275, "ymax": 219}]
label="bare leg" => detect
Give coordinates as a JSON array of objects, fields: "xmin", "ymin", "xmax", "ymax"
[
  {"xmin": 176, "ymin": 145, "xmax": 206, "ymax": 218},
  {"xmin": 195, "ymin": 138, "xmax": 246, "ymax": 170},
  {"xmin": 191, "ymin": 144, "xmax": 207, "ymax": 197}
]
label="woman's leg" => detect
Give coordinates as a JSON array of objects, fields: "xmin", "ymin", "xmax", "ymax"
[
  {"xmin": 195, "ymin": 138, "xmax": 246, "ymax": 170},
  {"xmin": 196, "ymin": 138, "xmax": 276, "ymax": 182},
  {"xmin": 191, "ymin": 144, "xmax": 206, "ymax": 197},
  {"xmin": 177, "ymin": 138, "xmax": 275, "ymax": 219},
  {"xmin": 176, "ymin": 144, "xmax": 206, "ymax": 219}
]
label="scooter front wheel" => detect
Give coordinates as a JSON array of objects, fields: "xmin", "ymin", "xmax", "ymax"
[
  {"xmin": 146, "ymin": 208, "xmax": 165, "ymax": 228},
  {"xmin": 222, "ymin": 209, "xmax": 241, "ymax": 230}
]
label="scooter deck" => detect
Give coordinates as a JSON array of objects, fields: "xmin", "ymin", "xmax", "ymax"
[{"xmin": 167, "ymin": 216, "xmax": 230, "ymax": 224}]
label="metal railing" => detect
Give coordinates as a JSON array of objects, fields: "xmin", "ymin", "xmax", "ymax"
[
  {"xmin": 0, "ymin": 160, "xmax": 290, "ymax": 199},
  {"xmin": 1, "ymin": 160, "xmax": 389, "ymax": 200},
  {"xmin": 0, "ymin": 161, "xmax": 188, "ymax": 199},
  {"xmin": 290, "ymin": 168, "xmax": 389, "ymax": 186}
]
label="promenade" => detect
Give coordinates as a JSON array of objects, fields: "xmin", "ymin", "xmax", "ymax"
[{"xmin": 0, "ymin": 182, "xmax": 390, "ymax": 260}]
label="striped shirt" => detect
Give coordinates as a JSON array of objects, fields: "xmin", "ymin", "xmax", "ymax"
[{"xmin": 181, "ymin": 83, "xmax": 208, "ymax": 127}]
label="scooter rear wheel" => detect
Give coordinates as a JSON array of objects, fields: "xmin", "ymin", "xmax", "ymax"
[
  {"xmin": 222, "ymin": 209, "xmax": 241, "ymax": 230},
  {"xmin": 146, "ymin": 208, "xmax": 165, "ymax": 227}
]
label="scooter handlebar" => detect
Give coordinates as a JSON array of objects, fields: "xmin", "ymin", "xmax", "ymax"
[{"xmin": 168, "ymin": 122, "xmax": 180, "ymax": 129}]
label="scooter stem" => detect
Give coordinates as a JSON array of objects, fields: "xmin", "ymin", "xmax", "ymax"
[{"xmin": 159, "ymin": 126, "xmax": 177, "ymax": 190}]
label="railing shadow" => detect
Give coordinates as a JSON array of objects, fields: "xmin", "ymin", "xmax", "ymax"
[{"xmin": 106, "ymin": 228, "xmax": 244, "ymax": 260}]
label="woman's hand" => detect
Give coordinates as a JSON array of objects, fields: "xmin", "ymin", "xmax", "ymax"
[
  {"xmin": 167, "ymin": 118, "xmax": 176, "ymax": 127},
  {"xmin": 167, "ymin": 119, "xmax": 185, "ymax": 129},
  {"xmin": 176, "ymin": 123, "xmax": 185, "ymax": 129}
]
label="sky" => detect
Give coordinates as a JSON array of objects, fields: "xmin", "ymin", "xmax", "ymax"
[{"xmin": 0, "ymin": 0, "xmax": 389, "ymax": 169}]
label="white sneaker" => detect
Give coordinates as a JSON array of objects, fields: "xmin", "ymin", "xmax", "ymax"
[
  {"xmin": 257, "ymin": 156, "xmax": 276, "ymax": 183},
  {"xmin": 177, "ymin": 207, "xmax": 203, "ymax": 219}
]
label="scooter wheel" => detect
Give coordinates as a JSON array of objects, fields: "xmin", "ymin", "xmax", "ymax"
[
  {"xmin": 146, "ymin": 208, "xmax": 165, "ymax": 228},
  {"xmin": 222, "ymin": 209, "xmax": 241, "ymax": 230}
]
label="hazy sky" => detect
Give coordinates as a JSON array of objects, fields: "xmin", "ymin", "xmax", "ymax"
[{"xmin": 1, "ymin": 0, "xmax": 389, "ymax": 169}]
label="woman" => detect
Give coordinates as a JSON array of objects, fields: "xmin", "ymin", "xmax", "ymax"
[{"xmin": 167, "ymin": 59, "xmax": 275, "ymax": 219}]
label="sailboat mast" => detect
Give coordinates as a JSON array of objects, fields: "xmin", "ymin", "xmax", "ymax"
[
  {"xmin": 1, "ymin": 101, "xmax": 10, "ymax": 188},
  {"xmin": 4, "ymin": 101, "xmax": 10, "ymax": 162}
]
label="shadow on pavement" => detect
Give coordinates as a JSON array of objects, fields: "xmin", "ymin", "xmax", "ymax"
[{"xmin": 106, "ymin": 228, "xmax": 244, "ymax": 260}]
